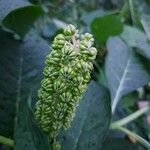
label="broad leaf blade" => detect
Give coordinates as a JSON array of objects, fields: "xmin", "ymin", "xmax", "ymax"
[
  {"xmin": 121, "ymin": 25, "xmax": 150, "ymax": 61},
  {"xmin": 105, "ymin": 37, "xmax": 150, "ymax": 113},
  {"xmin": 0, "ymin": 0, "xmax": 30, "ymax": 22},
  {"xmin": 14, "ymin": 31, "xmax": 49, "ymax": 150},
  {"xmin": 91, "ymin": 15, "xmax": 123, "ymax": 44},
  {"xmin": 0, "ymin": 29, "xmax": 50, "ymax": 149},
  {"xmin": 59, "ymin": 81, "xmax": 111, "ymax": 150},
  {"xmin": 15, "ymin": 96, "xmax": 50, "ymax": 150},
  {"xmin": 121, "ymin": 25, "xmax": 146, "ymax": 47},
  {"xmin": 135, "ymin": 39, "xmax": 150, "ymax": 61},
  {"xmin": 0, "ymin": 30, "xmax": 20, "ymax": 137},
  {"xmin": 2, "ymin": 5, "xmax": 44, "ymax": 38}
]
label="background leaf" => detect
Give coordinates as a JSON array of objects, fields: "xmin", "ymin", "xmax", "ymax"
[
  {"xmin": 14, "ymin": 97, "xmax": 50, "ymax": 150},
  {"xmin": 59, "ymin": 81, "xmax": 111, "ymax": 150},
  {"xmin": 105, "ymin": 36, "xmax": 150, "ymax": 113},
  {"xmin": 0, "ymin": 29, "xmax": 50, "ymax": 149},
  {"xmin": 121, "ymin": 25, "xmax": 146, "ymax": 47},
  {"xmin": 121, "ymin": 25, "xmax": 150, "ymax": 61},
  {"xmin": 2, "ymin": 5, "xmax": 44, "ymax": 38},
  {"xmin": 128, "ymin": 0, "xmax": 143, "ymax": 29},
  {"xmin": 0, "ymin": 0, "xmax": 30, "ymax": 23},
  {"xmin": 91, "ymin": 15, "xmax": 123, "ymax": 44}
]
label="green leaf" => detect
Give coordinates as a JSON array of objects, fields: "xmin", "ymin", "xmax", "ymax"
[
  {"xmin": 2, "ymin": 5, "xmax": 44, "ymax": 38},
  {"xmin": 59, "ymin": 81, "xmax": 111, "ymax": 150},
  {"xmin": 91, "ymin": 15, "xmax": 123, "ymax": 44},
  {"xmin": 121, "ymin": 25, "xmax": 150, "ymax": 61},
  {"xmin": 121, "ymin": 25, "xmax": 146, "ymax": 47},
  {"xmin": 128, "ymin": 0, "xmax": 143, "ymax": 29},
  {"xmin": 0, "ymin": 29, "xmax": 50, "ymax": 149},
  {"xmin": 135, "ymin": 39, "xmax": 150, "ymax": 61},
  {"xmin": 0, "ymin": 0, "xmax": 30, "ymax": 23},
  {"xmin": 105, "ymin": 37, "xmax": 150, "ymax": 113},
  {"xmin": 14, "ymin": 96, "xmax": 50, "ymax": 150}
]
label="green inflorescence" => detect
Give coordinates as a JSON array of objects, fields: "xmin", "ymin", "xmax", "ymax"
[{"xmin": 35, "ymin": 24, "xmax": 97, "ymax": 140}]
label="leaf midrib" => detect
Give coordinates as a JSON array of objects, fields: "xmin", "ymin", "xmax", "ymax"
[
  {"xmin": 112, "ymin": 55, "xmax": 131, "ymax": 114},
  {"xmin": 14, "ymin": 50, "xmax": 23, "ymax": 131}
]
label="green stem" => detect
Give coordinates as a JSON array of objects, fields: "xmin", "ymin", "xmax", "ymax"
[
  {"xmin": 128, "ymin": 0, "xmax": 134, "ymax": 25},
  {"xmin": 113, "ymin": 126, "xmax": 150, "ymax": 149},
  {"xmin": 111, "ymin": 105, "xmax": 150, "ymax": 128},
  {"xmin": 110, "ymin": 105, "xmax": 150, "ymax": 149},
  {"xmin": 48, "ymin": 136, "xmax": 60, "ymax": 150},
  {"xmin": 0, "ymin": 135, "xmax": 14, "ymax": 147}
]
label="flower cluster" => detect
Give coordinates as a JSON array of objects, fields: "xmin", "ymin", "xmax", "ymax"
[{"xmin": 35, "ymin": 24, "xmax": 97, "ymax": 139}]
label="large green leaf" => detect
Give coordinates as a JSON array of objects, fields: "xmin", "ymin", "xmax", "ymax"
[
  {"xmin": 0, "ymin": 29, "xmax": 50, "ymax": 149},
  {"xmin": 0, "ymin": 0, "xmax": 30, "ymax": 22},
  {"xmin": 105, "ymin": 36, "xmax": 150, "ymax": 113},
  {"xmin": 121, "ymin": 26, "xmax": 150, "ymax": 61},
  {"xmin": 15, "ymin": 96, "xmax": 50, "ymax": 150},
  {"xmin": 59, "ymin": 81, "xmax": 111, "ymax": 150},
  {"xmin": 135, "ymin": 39, "xmax": 150, "ymax": 61},
  {"xmin": 121, "ymin": 26, "xmax": 146, "ymax": 47},
  {"xmin": 91, "ymin": 15, "xmax": 123, "ymax": 44},
  {"xmin": 2, "ymin": 5, "xmax": 44, "ymax": 38},
  {"xmin": 0, "ymin": 0, "xmax": 44, "ymax": 38}
]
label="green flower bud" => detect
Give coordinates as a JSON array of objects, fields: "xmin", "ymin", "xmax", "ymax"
[
  {"xmin": 55, "ymin": 34, "xmax": 65, "ymax": 41},
  {"xmin": 52, "ymin": 43, "xmax": 63, "ymax": 49},
  {"xmin": 89, "ymin": 47, "xmax": 97, "ymax": 56},
  {"xmin": 35, "ymin": 24, "xmax": 97, "ymax": 144},
  {"xmin": 64, "ymin": 24, "xmax": 77, "ymax": 36},
  {"xmin": 43, "ymin": 66, "xmax": 54, "ymax": 76},
  {"xmin": 80, "ymin": 33, "xmax": 94, "ymax": 49},
  {"xmin": 54, "ymin": 80, "xmax": 66, "ymax": 92}
]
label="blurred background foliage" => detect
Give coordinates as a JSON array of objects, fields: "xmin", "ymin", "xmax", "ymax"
[{"xmin": 0, "ymin": 0, "xmax": 150, "ymax": 149}]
